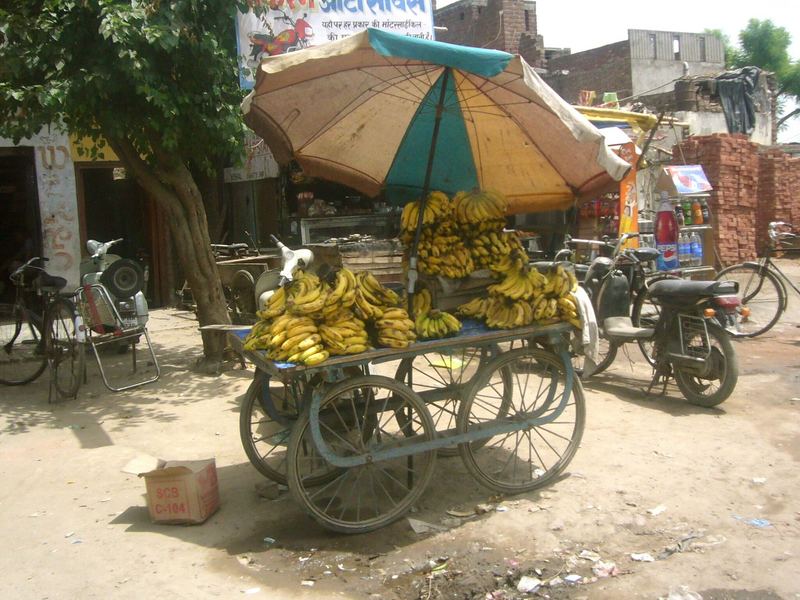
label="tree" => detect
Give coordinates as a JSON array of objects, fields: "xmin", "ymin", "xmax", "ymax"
[
  {"xmin": 704, "ymin": 29, "xmax": 737, "ymax": 68},
  {"xmin": 0, "ymin": 1, "xmax": 245, "ymax": 371},
  {"xmin": 732, "ymin": 19, "xmax": 800, "ymax": 128}
]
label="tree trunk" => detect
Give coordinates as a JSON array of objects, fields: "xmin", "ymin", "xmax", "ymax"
[{"xmin": 108, "ymin": 135, "xmax": 231, "ymax": 373}]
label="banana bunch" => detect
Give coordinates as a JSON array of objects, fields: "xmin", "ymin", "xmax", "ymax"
[
  {"xmin": 456, "ymin": 296, "xmax": 489, "ymax": 319},
  {"xmin": 415, "ymin": 308, "xmax": 462, "ymax": 340},
  {"xmin": 557, "ymin": 293, "xmax": 582, "ymax": 329},
  {"xmin": 286, "ymin": 271, "xmax": 329, "ymax": 316},
  {"xmin": 352, "ymin": 271, "xmax": 401, "ymax": 320},
  {"xmin": 484, "ymin": 296, "xmax": 534, "ymax": 329},
  {"xmin": 417, "ymin": 235, "xmax": 473, "ymax": 279},
  {"xmin": 319, "ymin": 309, "xmax": 370, "ymax": 355},
  {"xmin": 532, "ymin": 294, "xmax": 559, "ymax": 322},
  {"xmin": 257, "ymin": 286, "xmax": 286, "ymax": 320},
  {"xmin": 542, "ymin": 263, "xmax": 578, "ymax": 297},
  {"xmin": 489, "ymin": 249, "xmax": 528, "ymax": 276},
  {"xmin": 468, "ymin": 231, "xmax": 512, "ymax": 269},
  {"xmin": 260, "ymin": 314, "xmax": 329, "ymax": 366},
  {"xmin": 411, "ymin": 287, "xmax": 432, "ymax": 317},
  {"xmin": 487, "ymin": 267, "xmax": 547, "ymax": 301},
  {"xmin": 242, "ymin": 319, "xmax": 274, "ymax": 351},
  {"xmin": 451, "ymin": 189, "xmax": 508, "ymax": 227},
  {"xmin": 324, "ymin": 267, "xmax": 357, "ymax": 310},
  {"xmin": 399, "ymin": 190, "xmax": 451, "ymax": 234},
  {"xmin": 375, "ymin": 307, "xmax": 417, "ymax": 349}
]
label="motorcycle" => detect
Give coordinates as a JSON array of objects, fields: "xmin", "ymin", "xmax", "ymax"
[
  {"xmin": 247, "ymin": 11, "xmax": 313, "ymax": 64},
  {"xmin": 80, "ymin": 238, "xmax": 149, "ymax": 334},
  {"xmin": 581, "ymin": 232, "xmax": 740, "ymax": 407}
]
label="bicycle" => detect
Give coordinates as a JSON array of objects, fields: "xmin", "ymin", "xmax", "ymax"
[
  {"xmin": 713, "ymin": 221, "xmax": 800, "ymax": 337},
  {"xmin": 0, "ymin": 257, "xmax": 84, "ymax": 398}
]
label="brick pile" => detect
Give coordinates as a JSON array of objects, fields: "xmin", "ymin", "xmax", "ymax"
[
  {"xmin": 757, "ymin": 149, "xmax": 800, "ymax": 252},
  {"xmin": 673, "ymin": 134, "xmax": 760, "ymax": 264}
]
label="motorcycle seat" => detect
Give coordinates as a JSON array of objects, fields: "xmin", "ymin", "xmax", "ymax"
[
  {"xmin": 38, "ymin": 272, "xmax": 67, "ymax": 291},
  {"xmin": 603, "ymin": 316, "xmax": 655, "ymax": 340},
  {"xmin": 649, "ymin": 279, "xmax": 738, "ymax": 300},
  {"xmin": 631, "ymin": 247, "xmax": 660, "ymax": 262}
]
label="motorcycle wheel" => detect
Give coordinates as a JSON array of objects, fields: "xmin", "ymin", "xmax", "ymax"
[{"xmin": 673, "ymin": 323, "xmax": 738, "ymax": 408}]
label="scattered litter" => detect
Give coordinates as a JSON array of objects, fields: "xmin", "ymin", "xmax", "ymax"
[
  {"xmin": 495, "ymin": 505, "xmax": 509, "ymax": 513},
  {"xmin": 323, "ymin": 570, "xmax": 332, "ymax": 575},
  {"xmin": 734, "ymin": 516, "xmax": 772, "ymax": 528},
  {"xmin": 578, "ymin": 549, "xmax": 601, "ymax": 562},
  {"xmin": 262, "ymin": 536, "xmax": 276, "ymax": 545},
  {"xmin": 337, "ymin": 563, "xmax": 356, "ymax": 572},
  {"xmin": 300, "ymin": 580, "xmax": 315, "ymax": 587},
  {"xmin": 64, "ymin": 532, "xmax": 75, "ymax": 538},
  {"xmin": 298, "ymin": 556, "xmax": 311, "ymax": 563},
  {"xmin": 475, "ymin": 503, "xmax": 495, "ymax": 514},
  {"xmin": 99, "ymin": 498, "xmax": 111, "ymax": 503},
  {"xmin": 408, "ymin": 518, "xmax": 446, "ymax": 534},
  {"xmin": 516, "ymin": 576, "xmax": 541, "ymax": 593},
  {"xmin": 241, "ymin": 588, "xmax": 260, "ymax": 595},
  {"xmin": 549, "ymin": 576, "xmax": 563, "ymax": 587},
  {"xmin": 121, "ymin": 454, "xmax": 160, "ymax": 475},
  {"xmin": 236, "ymin": 555, "xmax": 255, "ymax": 567},
  {"xmin": 751, "ymin": 477, "xmax": 767, "ymax": 485},
  {"xmin": 648, "ymin": 505, "xmax": 667, "ymax": 516},
  {"xmin": 446, "ymin": 508, "xmax": 475, "ymax": 518},
  {"xmin": 630, "ymin": 552, "xmax": 655, "ymax": 562},
  {"xmin": 29, "ymin": 512, "xmax": 43, "ymax": 518},
  {"xmin": 592, "ymin": 561, "xmax": 618, "ymax": 577},
  {"xmin": 70, "ymin": 539, "xmax": 83, "ymax": 545},
  {"xmin": 564, "ymin": 574, "xmax": 582, "ymax": 584},
  {"xmin": 440, "ymin": 517, "xmax": 461, "ymax": 528}
]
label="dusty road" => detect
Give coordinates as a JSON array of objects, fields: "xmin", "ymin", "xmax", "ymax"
[{"xmin": 2, "ymin": 262, "xmax": 799, "ymax": 600}]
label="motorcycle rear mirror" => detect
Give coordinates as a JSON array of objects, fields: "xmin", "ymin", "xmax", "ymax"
[{"xmin": 86, "ymin": 240, "xmax": 101, "ymax": 255}]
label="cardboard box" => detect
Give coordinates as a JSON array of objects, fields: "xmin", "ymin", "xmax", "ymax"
[{"xmin": 139, "ymin": 458, "xmax": 219, "ymax": 525}]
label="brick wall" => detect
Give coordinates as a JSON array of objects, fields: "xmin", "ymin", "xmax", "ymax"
[
  {"xmin": 545, "ymin": 41, "xmax": 632, "ymax": 103},
  {"xmin": 673, "ymin": 134, "xmax": 800, "ymax": 265}
]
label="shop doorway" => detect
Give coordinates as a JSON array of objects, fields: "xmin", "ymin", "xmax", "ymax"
[
  {"xmin": 77, "ymin": 166, "xmax": 156, "ymax": 303},
  {"xmin": 0, "ymin": 149, "xmax": 42, "ymax": 303}
]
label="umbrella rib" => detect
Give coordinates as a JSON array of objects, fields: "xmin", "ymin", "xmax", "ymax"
[{"xmin": 454, "ymin": 73, "xmax": 570, "ymax": 189}]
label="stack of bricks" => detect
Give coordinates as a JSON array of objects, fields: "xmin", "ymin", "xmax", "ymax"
[
  {"xmin": 757, "ymin": 148, "xmax": 800, "ymax": 252},
  {"xmin": 673, "ymin": 134, "xmax": 760, "ymax": 264}
]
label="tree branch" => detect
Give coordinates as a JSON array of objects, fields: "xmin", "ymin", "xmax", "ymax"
[{"xmin": 777, "ymin": 107, "xmax": 800, "ymax": 128}]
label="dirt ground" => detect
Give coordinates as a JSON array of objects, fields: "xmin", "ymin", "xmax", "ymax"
[{"xmin": 2, "ymin": 261, "xmax": 800, "ymax": 600}]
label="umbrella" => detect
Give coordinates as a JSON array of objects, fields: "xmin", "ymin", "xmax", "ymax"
[{"xmin": 242, "ymin": 28, "xmax": 630, "ymax": 214}]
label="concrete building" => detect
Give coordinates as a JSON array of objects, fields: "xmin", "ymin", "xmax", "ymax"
[
  {"xmin": 434, "ymin": 0, "xmax": 543, "ymax": 67},
  {"xmin": 545, "ymin": 29, "xmax": 725, "ymax": 104}
]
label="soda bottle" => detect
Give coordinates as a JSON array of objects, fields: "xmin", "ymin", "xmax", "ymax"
[
  {"xmin": 700, "ymin": 199, "xmax": 711, "ymax": 224},
  {"xmin": 692, "ymin": 198, "xmax": 703, "ymax": 225},
  {"xmin": 674, "ymin": 205, "xmax": 684, "ymax": 227},
  {"xmin": 678, "ymin": 233, "xmax": 689, "ymax": 267},
  {"xmin": 690, "ymin": 232, "xmax": 703, "ymax": 266},
  {"xmin": 655, "ymin": 192, "xmax": 679, "ymax": 271},
  {"xmin": 682, "ymin": 199, "xmax": 693, "ymax": 225}
]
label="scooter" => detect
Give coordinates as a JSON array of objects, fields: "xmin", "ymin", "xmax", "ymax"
[
  {"xmin": 80, "ymin": 238, "xmax": 149, "ymax": 331},
  {"xmin": 583, "ymin": 232, "xmax": 741, "ymax": 407},
  {"xmin": 253, "ymin": 235, "xmax": 315, "ymax": 311}
]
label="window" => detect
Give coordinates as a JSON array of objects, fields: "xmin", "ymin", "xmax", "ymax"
[
  {"xmin": 524, "ymin": 10, "xmax": 530, "ymax": 31},
  {"xmin": 477, "ymin": 6, "xmax": 482, "ymax": 14},
  {"xmin": 460, "ymin": 12, "xmax": 464, "ymax": 20},
  {"xmin": 699, "ymin": 36, "xmax": 706, "ymax": 61},
  {"xmin": 649, "ymin": 33, "xmax": 657, "ymax": 59},
  {"xmin": 673, "ymin": 35, "xmax": 681, "ymax": 60}
]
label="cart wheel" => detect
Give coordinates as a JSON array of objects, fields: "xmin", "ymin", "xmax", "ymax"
[
  {"xmin": 394, "ymin": 346, "xmax": 512, "ymax": 456},
  {"xmin": 287, "ymin": 375, "xmax": 437, "ymax": 534},
  {"xmin": 240, "ymin": 368, "xmax": 360, "ymax": 484},
  {"xmin": 457, "ymin": 347, "xmax": 585, "ymax": 494}
]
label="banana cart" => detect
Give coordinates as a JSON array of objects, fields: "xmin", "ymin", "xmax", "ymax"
[{"xmin": 232, "ymin": 319, "xmax": 584, "ymax": 534}]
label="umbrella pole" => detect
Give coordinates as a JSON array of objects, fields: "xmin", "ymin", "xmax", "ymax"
[{"xmin": 408, "ymin": 67, "xmax": 451, "ymax": 314}]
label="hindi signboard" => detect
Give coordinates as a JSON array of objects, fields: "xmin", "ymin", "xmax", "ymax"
[{"xmin": 235, "ymin": 0, "xmax": 434, "ymax": 89}]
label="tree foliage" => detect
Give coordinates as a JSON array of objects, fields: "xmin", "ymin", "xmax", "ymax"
[
  {"xmin": 0, "ymin": 1, "xmax": 247, "ymax": 366},
  {"xmin": 703, "ymin": 29, "xmax": 737, "ymax": 68}
]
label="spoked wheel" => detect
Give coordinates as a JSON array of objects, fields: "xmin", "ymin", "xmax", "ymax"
[
  {"xmin": 44, "ymin": 298, "xmax": 84, "ymax": 399},
  {"xmin": 287, "ymin": 375, "xmax": 437, "ymax": 534},
  {"xmin": 457, "ymin": 347, "xmax": 585, "ymax": 494},
  {"xmin": 632, "ymin": 275, "xmax": 681, "ymax": 366},
  {"xmin": 571, "ymin": 337, "xmax": 617, "ymax": 377},
  {"xmin": 714, "ymin": 264, "xmax": 785, "ymax": 337},
  {"xmin": 0, "ymin": 303, "xmax": 47, "ymax": 385},
  {"xmin": 240, "ymin": 368, "xmax": 359, "ymax": 485},
  {"xmin": 674, "ymin": 323, "xmax": 738, "ymax": 408},
  {"xmin": 394, "ymin": 346, "xmax": 512, "ymax": 456}
]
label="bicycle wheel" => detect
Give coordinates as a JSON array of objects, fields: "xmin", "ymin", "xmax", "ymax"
[
  {"xmin": 394, "ymin": 346, "xmax": 512, "ymax": 456},
  {"xmin": 714, "ymin": 264, "xmax": 784, "ymax": 337},
  {"xmin": 674, "ymin": 323, "xmax": 738, "ymax": 408},
  {"xmin": 287, "ymin": 375, "xmax": 437, "ymax": 534},
  {"xmin": 631, "ymin": 274, "xmax": 681, "ymax": 366},
  {"xmin": 0, "ymin": 302, "xmax": 47, "ymax": 385},
  {"xmin": 571, "ymin": 337, "xmax": 617, "ymax": 377},
  {"xmin": 44, "ymin": 298, "xmax": 84, "ymax": 399},
  {"xmin": 458, "ymin": 347, "xmax": 586, "ymax": 494}
]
